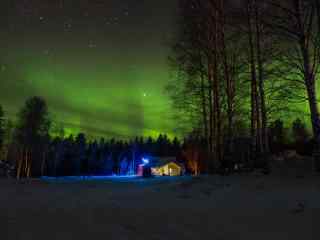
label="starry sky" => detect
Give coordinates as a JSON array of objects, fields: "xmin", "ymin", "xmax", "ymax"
[{"xmin": 0, "ymin": 0, "xmax": 179, "ymax": 139}]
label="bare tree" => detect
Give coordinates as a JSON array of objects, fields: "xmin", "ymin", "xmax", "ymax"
[
  {"xmin": 268, "ymin": 0, "xmax": 320, "ymax": 169},
  {"xmin": 168, "ymin": 0, "xmax": 252, "ymax": 172}
]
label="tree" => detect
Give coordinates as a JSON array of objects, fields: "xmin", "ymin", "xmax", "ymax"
[
  {"xmin": 168, "ymin": 0, "xmax": 248, "ymax": 172},
  {"xmin": 269, "ymin": 119, "xmax": 287, "ymax": 153},
  {"xmin": 268, "ymin": 0, "xmax": 320, "ymax": 169},
  {"xmin": 242, "ymin": 0, "xmax": 274, "ymax": 161},
  {"xmin": 0, "ymin": 105, "xmax": 4, "ymax": 159},
  {"xmin": 3, "ymin": 120, "xmax": 15, "ymax": 164},
  {"xmin": 75, "ymin": 133, "xmax": 87, "ymax": 175},
  {"xmin": 292, "ymin": 118, "xmax": 309, "ymax": 142},
  {"xmin": 292, "ymin": 118, "xmax": 310, "ymax": 154},
  {"xmin": 15, "ymin": 96, "xmax": 51, "ymax": 178},
  {"xmin": 167, "ymin": 0, "xmax": 211, "ymax": 147}
]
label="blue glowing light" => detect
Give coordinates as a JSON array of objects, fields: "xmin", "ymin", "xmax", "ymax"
[
  {"xmin": 41, "ymin": 175, "xmax": 139, "ymax": 182},
  {"xmin": 142, "ymin": 158, "xmax": 150, "ymax": 164}
]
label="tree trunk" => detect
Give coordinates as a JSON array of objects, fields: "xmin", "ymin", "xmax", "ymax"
[
  {"xmin": 220, "ymin": 0, "xmax": 235, "ymax": 156},
  {"xmin": 306, "ymin": 81, "xmax": 320, "ymax": 139},
  {"xmin": 294, "ymin": 0, "xmax": 320, "ymax": 171},
  {"xmin": 315, "ymin": 0, "xmax": 320, "ymax": 36},
  {"xmin": 213, "ymin": 4, "xmax": 222, "ymax": 167},
  {"xmin": 200, "ymin": 73, "xmax": 208, "ymax": 144},
  {"xmin": 200, "ymin": 70, "xmax": 210, "ymax": 173},
  {"xmin": 213, "ymin": 60, "xmax": 221, "ymax": 166},
  {"xmin": 16, "ymin": 149, "xmax": 24, "ymax": 179},
  {"xmin": 208, "ymin": 60, "xmax": 214, "ymax": 171},
  {"xmin": 247, "ymin": 0, "xmax": 260, "ymax": 161},
  {"xmin": 255, "ymin": 0, "xmax": 269, "ymax": 154},
  {"xmin": 297, "ymin": 0, "xmax": 320, "ymax": 169},
  {"xmin": 305, "ymin": 77, "xmax": 320, "ymax": 171},
  {"xmin": 41, "ymin": 151, "xmax": 46, "ymax": 176},
  {"xmin": 26, "ymin": 150, "xmax": 32, "ymax": 178}
]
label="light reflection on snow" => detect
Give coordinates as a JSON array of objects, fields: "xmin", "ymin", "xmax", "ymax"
[
  {"xmin": 41, "ymin": 175, "xmax": 189, "ymax": 183},
  {"xmin": 41, "ymin": 175, "xmax": 140, "ymax": 182}
]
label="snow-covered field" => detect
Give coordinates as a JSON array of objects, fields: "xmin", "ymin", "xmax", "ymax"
[{"xmin": 1, "ymin": 175, "xmax": 320, "ymax": 240}]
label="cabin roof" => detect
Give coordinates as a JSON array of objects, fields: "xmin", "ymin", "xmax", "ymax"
[{"xmin": 148, "ymin": 156, "xmax": 183, "ymax": 168}]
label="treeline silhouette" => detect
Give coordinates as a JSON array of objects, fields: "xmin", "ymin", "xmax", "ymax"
[
  {"xmin": 27, "ymin": 133, "xmax": 181, "ymax": 177},
  {"xmin": 0, "ymin": 96, "xmax": 316, "ymax": 178},
  {"xmin": 0, "ymin": 97, "xmax": 182, "ymax": 178}
]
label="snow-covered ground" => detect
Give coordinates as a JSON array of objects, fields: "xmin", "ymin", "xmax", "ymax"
[{"xmin": 1, "ymin": 175, "xmax": 320, "ymax": 240}]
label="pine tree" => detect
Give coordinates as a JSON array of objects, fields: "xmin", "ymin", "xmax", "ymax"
[
  {"xmin": 0, "ymin": 105, "xmax": 5, "ymax": 159},
  {"xmin": 15, "ymin": 97, "xmax": 51, "ymax": 178},
  {"xmin": 292, "ymin": 118, "xmax": 309, "ymax": 149}
]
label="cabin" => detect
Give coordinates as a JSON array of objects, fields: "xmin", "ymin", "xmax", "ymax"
[
  {"xmin": 150, "ymin": 157, "xmax": 185, "ymax": 176},
  {"xmin": 137, "ymin": 156, "xmax": 185, "ymax": 177},
  {"xmin": 151, "ymin": 161, "xmax": 182, "ymax": 176}
]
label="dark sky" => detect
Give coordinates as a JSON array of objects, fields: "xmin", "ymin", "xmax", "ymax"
[{"xmin": 0, "ymin": 0, "xmax": 179, "ymax": 139}]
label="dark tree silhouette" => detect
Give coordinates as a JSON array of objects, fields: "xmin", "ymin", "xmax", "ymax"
[
  {"xmin": 167, "ymin": 0, "xmax": 320, "ymax": 173},
  {"xmin": 15, "ymin": 96, "xmax": 51, "ymax": 178},
  {"xmin": 292, "ymin": 119, "xmax": 309, "ymax": 143},
  {"xmin": 75, "ymin": 133, "xmax": 87, "ymax": 176},
  {"xmin": 267, "ymin": 0, "xmax": 320, "ymax": 169},
  {"xmin": 0, "ymin": 105, "xmax": 4, "ymax": 159},
  {"xmin": 269, "ymin": 119, "xmax": 287, "ymax": 154},
  {"xmin": 292, "ymin": 118, "xmax": 310, "ymax": 155},
  {"xmin": 168, "ymin": 0, "xmax": 249, "ymax": 172}
]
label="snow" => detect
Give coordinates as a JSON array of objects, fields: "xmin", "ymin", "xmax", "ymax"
[{"xmin": 1, "ymin": 175, "xmax": 320, "ymax": 240}]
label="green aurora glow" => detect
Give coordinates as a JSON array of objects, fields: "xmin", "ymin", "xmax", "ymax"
[
  {"xmin": 0, "ymin": 49, "xmax": 178, "ymax": 139},
  {"xmin": 0, "ymin": 0, "xmax": 180, "ymax": 139},
  {"xmin": 0, "ymin": 0, "xmax": 317, "ymax": 139}
]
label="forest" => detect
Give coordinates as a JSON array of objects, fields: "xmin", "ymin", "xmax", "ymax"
[
  {"xmin": 166, "ymin": 0, "xmax": 320, "ymax": 173},
  {"xmin": 0, "ymin": 97, "xmax": 183, "ymax": 178}
]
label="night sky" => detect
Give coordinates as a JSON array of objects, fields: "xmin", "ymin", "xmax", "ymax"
[{"xmin": 0, "ymin": 0, "xmax": 178, "ymax": 139}]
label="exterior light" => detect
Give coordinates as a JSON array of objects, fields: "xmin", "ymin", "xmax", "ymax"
[{"xmin": 142, "ymin": 158, "xmax": 150, "ymax": 164}]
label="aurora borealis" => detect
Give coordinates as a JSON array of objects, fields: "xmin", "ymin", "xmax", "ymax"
[
  {"xmin": 0, "ymin": 0, "xmax": 316, "ymax": 140},
  {"xmin": 0, "ymin": 0, "xmax": 178, "ymax": 139}
]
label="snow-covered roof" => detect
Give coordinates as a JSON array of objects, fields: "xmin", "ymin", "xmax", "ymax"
[{"xmin": 149, "ymin": 156, "xmax": 184, "ymax": 168}]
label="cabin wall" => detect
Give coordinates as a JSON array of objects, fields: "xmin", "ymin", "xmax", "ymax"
[{"xmin": 151, "ymin": 163, "xmax": 181, "ymax": 176}]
